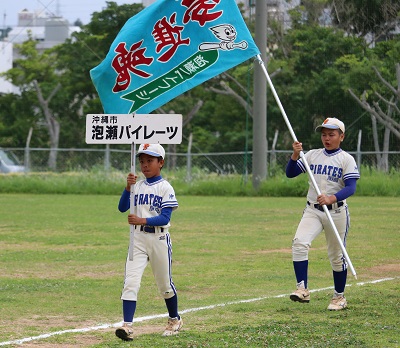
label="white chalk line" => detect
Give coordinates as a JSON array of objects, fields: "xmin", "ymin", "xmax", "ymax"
[{"xmin": 0, "ymin": 277, "xmax": 397, "ymax": 346}]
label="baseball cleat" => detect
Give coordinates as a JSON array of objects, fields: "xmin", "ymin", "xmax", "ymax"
[
  {"xmin": 327, "ymin": 295, "xmax": 347, "ymax": 310},
  {"xmin": 115, "ymin": 324, "xmax": 134, "ymax": 341},
  {"xmin": 290, "ymin": 287, "xmax": 310, "ymax": 303},
  {"xmin": 162, "ymin": 316, "xmax": 183, "ymax": 336}
]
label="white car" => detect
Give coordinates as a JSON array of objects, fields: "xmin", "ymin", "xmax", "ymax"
[{"xmin": 0, "ymin": 149, "xmax": 26, "ymax": 173}]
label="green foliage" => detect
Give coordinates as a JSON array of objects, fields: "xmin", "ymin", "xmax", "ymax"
[
  {"xmin": 287, "ymin": 0, "xmax": 331, "ymax": 28},
  {"xmin": 4, "ymin": 37, "xmax": 60, "ymax": 90},
  {"xmin": 0, "ymin": 171, "xmax": 125, "ymax": 195},
  {"xmin": 328, "ymin": 0, "xmax": 400, "ymax": 39},
  {"xmin": 86, "ymin": 2, "xmax": 144, "ymax": 50},
  {"xmin": 0, "ymin": 92, "xmax": 40, "ymax": 146},
  {"xmin": 341, "ymin": 38, "xmax": 400, "ymax": 152},
  {"xmin": 1, "ymin": 165, "xmax": 399, "ymax": 197},
  {"xmin": 269, "ymin": 25, "xmax": 387, "ymax": 151},
  {"xmin": 0, "ymin": 38, "xmax": 69, "ymax": 150},
  {"xmin": 356, "ymin": 166, "xmax": 400, "ymax": 196}
]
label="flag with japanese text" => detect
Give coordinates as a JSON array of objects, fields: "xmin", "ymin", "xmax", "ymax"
[{"xmin": 90, "ymin": 0, "xmax": 260, "ymax": 114}]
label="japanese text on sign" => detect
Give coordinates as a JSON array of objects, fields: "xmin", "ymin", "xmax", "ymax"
[{"xmin": 85, "ymin": 114, "xmax": 182, "ymax": 144}]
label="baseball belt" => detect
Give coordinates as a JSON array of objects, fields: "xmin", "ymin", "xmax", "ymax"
[
  {"xmin": 138, "ymin": 225, "xmax": 164, "ymax": 233},
  {"xmin": 307, "ymin": 201, "xmax": 344, "ymax": 212}
]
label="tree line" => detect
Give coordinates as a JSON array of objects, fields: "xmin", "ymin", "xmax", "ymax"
[{"xmin": 0, "ymin": 0, "xmax": 399, "ymax": 171}]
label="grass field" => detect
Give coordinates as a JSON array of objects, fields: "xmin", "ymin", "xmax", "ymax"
[{"xmin": 0, "ymin": 194, "xmax": 399, "ymax": 347}]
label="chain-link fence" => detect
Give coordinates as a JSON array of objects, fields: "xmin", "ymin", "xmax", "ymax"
[{"xmin": 1, "ymin": 147, "xmax": 400, "ymax": 177}]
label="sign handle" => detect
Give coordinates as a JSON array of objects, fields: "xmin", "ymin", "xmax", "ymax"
[{"xmin": 128, "ymin": 142, "xmax": 136, "ymax": 261}]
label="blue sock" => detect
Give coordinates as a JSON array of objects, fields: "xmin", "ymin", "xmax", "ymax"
[
  {"xmin": 123, "ymin": 300, "xmax": 136, "ymax": 322},
  {"xmin": 333, "ymin": 269, "xmax": 347, "ymax": 294},
  {"xmin": 293, "ymin": 260, "xmax": 308, "ymax": 288},
  {"xmin": 165, "ymin": 295, "xmax": 179, "ymax": 319}
]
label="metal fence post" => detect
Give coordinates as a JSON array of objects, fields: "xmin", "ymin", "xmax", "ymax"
[
  {"xmin": 186, "ymin": 133, "xmax": 193, "ymax": 182},
  {"xmin": 357, "ymin": 130, "xmax": 362, "ymax": 173},
  {"xmin": 104, "ymin": 144, "xmax": 110, "ymax": 172}
]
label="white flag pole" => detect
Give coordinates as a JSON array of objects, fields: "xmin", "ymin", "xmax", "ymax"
[
  {"xmin": 128, "ymin": 142, "xmax": 136, "ymax": 261},
  {"xmin": 255, "ymin": 54, "xmax": 357, "ymax": 279}
]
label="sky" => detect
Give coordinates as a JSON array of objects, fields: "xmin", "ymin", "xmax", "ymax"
[{"xmin": 1, "ymin": 0, "xmax": 141, "ymax": 27}]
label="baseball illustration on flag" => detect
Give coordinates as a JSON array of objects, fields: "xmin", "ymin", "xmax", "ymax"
[{"xmin": 90, "ymin": 0, "xmax": 260, "ymax": 114}]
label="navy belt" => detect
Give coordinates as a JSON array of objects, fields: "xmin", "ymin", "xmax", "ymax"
[
  {"xmin": 139, "ymin": 225, "xmax": 164, "ymax": 233},
  {"xmin": 307, "ymin": 201, "xmax": 344, "ymax": 211}
]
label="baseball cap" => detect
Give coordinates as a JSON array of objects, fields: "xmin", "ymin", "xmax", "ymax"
[
  {"xmin": 315, "ymin": 118, "xmax": 345, "ymax": 133},
  {"xmin": 137, "ymin": 144, "xmax": 165, "ymax": 158}
]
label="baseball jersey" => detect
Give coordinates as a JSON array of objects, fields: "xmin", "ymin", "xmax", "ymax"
[
  {"xmin": 296, "ymin": 148, "xmax": 360, "ymax": 203},
  {"xmin": 132, "ymin": 177, "xmax": 178, "ymax": 230}
]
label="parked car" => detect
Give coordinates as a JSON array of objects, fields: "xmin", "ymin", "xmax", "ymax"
[{"xmin": 0, "ymin": 149, "xmax": 26, "ymax": 173}]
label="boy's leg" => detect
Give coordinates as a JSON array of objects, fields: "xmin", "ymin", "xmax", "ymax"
[
  {"xmin": 333, "ymin": 269, "xmax": 347, "ymax": 294},
  {"xmin": 123, "ymin": 300, "xmax": 137, "ymax": 323},
  {"xmin": 293, "ymin": 260, "xmax": 308, "ymax": 289},
  {"xmin": 162, "ymin": 295, "xmax": 183, "ymax": 336},
  {"xmin": 116, "ymin": 233, "xmax": 148, "ymax": 341},
  {"xmin": 165, "ymin": 295, "xmax": 178, "ymax": 319},
  {"xmin": 324, "ymin": 207, "xmax": 349, "ymax": 310},
  {"xmin": 290, "ymin": 260, "xmax": 310, "ymax": 303},
  {"xmin": 291, "ymin": 207, "xmax": 323, "ymax": 303},
  {"xmin": 149, "ymin": 232, "xmax": 182, "ymax": 335}
]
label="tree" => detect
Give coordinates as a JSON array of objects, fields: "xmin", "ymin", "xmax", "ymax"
[
  {"xmin": 73, "ymin": 19, "xmax": 83, "ymax": 27},
  {"xmin": 348, "ymin": 60, "xmax": 400, "ymax": 171},
  {"xmin": 316, "ymin": 34, "xmax": 399, "ymax": 171},
  {"xmin": 329, "ymin": 0, "xmax": 400, "ymax": 43},
  {"xmin": 0, "ymin": 27, "xmax": 12, "ymax": 40},
  {"xmin": 269, "ymin": 25, "xmax": 367, "ymax": 150},
  {"xmin": 1, "ymin": 36, "xmax": 64, "ymax": 169},
  {"xmin": 0, "ymin": 92, "xmax": 45, "ymax": 147},
  {"xmin": 289, "ymin": 0, "xmax": 330, "ymax": 28},
  {"xmin": 51, "ymin": 2, "xmax": 145, "ymax": 148}
]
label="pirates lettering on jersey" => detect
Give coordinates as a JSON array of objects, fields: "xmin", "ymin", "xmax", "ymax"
[
  {"xmin": 134, "ymin": 193, "xmax": 162, "ymax": 214},
  {"xmin": 309, "ymin": 164, "xmax": 343, "ymax": 183}
]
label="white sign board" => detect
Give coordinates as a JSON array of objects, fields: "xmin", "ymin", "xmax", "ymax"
[{"xmin": 85, "ymin": 113, "xmax": 182, "ymax": 144}]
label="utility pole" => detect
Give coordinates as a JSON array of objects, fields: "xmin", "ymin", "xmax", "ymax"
[
  {"xmin": 56, "ymin": 0, "xmax": 61, "ymax": 17},
  {"xmin": 252, "ymin": 0, "xmax": 267, "ymax": 189}
]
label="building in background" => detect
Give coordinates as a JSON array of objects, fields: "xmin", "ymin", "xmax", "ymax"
[
  {"xmin": 0, "ymin": 8, "xmax": 81, "ymax": 94},
  {"xmin": 0, "ymin": 41, "xmax": 14, "ymax": 94},
  {"xmin": 5, "ymin": 8, "xmax": 81, "ymax": 58}
]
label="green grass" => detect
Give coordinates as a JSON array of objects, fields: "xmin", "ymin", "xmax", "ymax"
[
  {"xmin": 0, "ymin": 194, "xmax": 399, "ymax": 347},
  {"xmin": 1, "ymin": 165, "xmax": 400, "ymax": 196}
]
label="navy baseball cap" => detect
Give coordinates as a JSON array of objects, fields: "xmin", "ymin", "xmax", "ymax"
[
  {"xmin": 137, "ymin": 144, "xmax": 165, "ymax": 158},
  {"xmin": 315, "ymin": 118, "xmax": 345, "ymax": 133}
]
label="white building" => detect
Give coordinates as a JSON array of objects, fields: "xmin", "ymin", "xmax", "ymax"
[
  {"xmin": 0, "ymin": 41, "xmax": 14, "ymax": 94},
  {"xmin": 0, "ymin": 9, "xmax": 81, "ymax": 94},
  {"xmin": 7, "ymin": 9, "xmax": 81, "ymax": 59}
]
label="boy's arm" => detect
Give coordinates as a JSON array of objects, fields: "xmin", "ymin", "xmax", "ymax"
[
  {"xmin": 145, "ymin": 207, "xmax": 173, "ymax": 226},
  {"xmin": 118, "ymin": 189, "xmax": 130, "ymax": 212},
  {"xmin": 334, "ymin": 178, "xmax": 357, "ymax": 202},
  {"xmin": 286, "ymin": 158, "xmax": 303, "ymax": 178},
  {"xmin": 286, "ymin": 141, "xmax": 303, "ymax": 178},
  {"xmin": 118, "ymin": 173, "xmax": 137, "ymax": 212}
]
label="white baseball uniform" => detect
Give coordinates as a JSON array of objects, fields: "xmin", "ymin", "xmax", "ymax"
[
  {"xmin": 120, "ymin": 177, "xmax": 178, "ymax": 301},
  {"xmin": 292, "ymin": 148, "xmax": 360, "ymax": 271}
]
